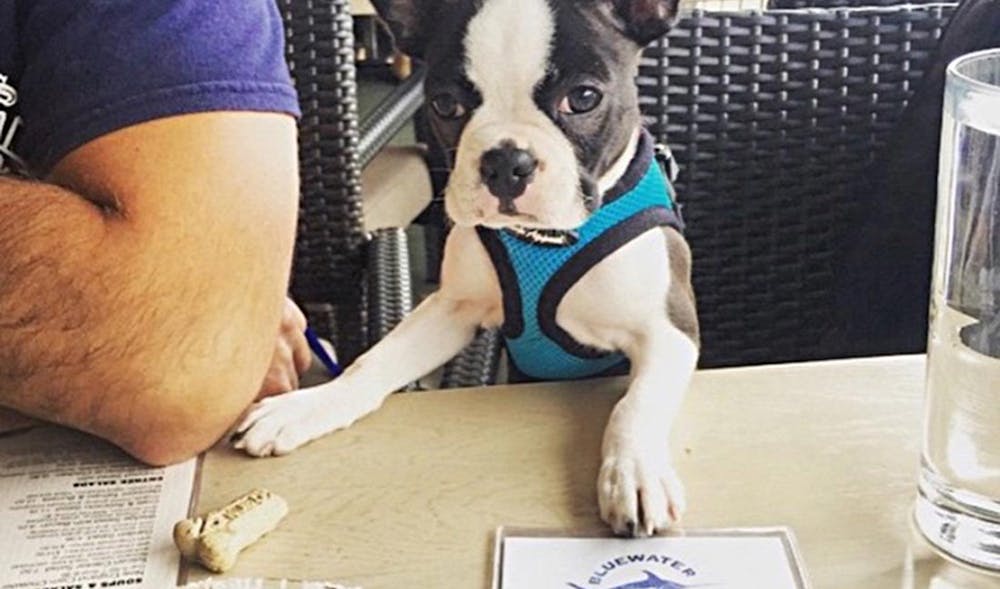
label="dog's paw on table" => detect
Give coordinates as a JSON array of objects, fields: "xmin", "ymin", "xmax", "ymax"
[
  {"xmin": 598, "ymin": 452, "xmax": 686, "ymax": 538},
  {"xmin": 231, "ymin": 385, "xmax": 380, "ymax": 457}
]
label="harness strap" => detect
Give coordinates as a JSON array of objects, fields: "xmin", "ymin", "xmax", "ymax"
[{"xmin": 475, "ymin": 130, "xmax": 684, "ymax": 381}]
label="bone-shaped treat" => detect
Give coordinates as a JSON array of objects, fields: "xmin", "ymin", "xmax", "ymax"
[{"xmin": 174, "ymin": 488, "xmax": 289, "ymax": 573}]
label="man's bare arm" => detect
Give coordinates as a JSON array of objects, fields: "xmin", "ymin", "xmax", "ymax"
[{"xmin": 0, "ymin": 112, "xmax": 299, "ymax": 465}]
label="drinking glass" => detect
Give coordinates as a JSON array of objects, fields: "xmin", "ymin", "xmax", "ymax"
[{"xmin": 914, "ymin": 47, "xmax": 1000, "ymax": 571}]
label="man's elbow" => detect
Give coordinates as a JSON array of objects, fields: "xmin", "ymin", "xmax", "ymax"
[
  {"xmin": 107, "ymin": 370, "xmax": 262, "ymax": 467},
  {"xmin": 125, "ymin": 433, "xmax": 214, "ymax": 468}
]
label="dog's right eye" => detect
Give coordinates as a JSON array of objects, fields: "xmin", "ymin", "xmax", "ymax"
[{"xmin": 430, "ymin": 93, "xmax": 466, "ymax": 120}]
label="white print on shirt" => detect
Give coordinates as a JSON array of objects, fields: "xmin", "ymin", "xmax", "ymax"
[{"xmin": 0, "ymin": 72, "xmax": 26, "ymax": 175}]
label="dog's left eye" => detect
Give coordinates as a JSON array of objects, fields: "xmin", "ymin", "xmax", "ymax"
[{"xmin": 559, "ymin": 86, "xmax": 603, "ymax": 115}]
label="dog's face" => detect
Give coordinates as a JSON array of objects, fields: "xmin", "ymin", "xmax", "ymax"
[{"xmin": 374, "ymin": 0, "xmax": 679, "ymax": 230}]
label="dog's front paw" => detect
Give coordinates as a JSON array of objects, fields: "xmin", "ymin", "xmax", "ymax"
[
  {"xmin": 598, "ymin": 450, "xmax": 685, "ymax": 537},
  {"xmin": 231, "ymin": 387, "xmax": 372, "ymax": 457}
]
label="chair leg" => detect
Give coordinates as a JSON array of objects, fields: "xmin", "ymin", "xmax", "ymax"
[
  {"xmin": 366, "ymin": 227, "xmax": 423, "ymax": 391},
  {"xmin": 440, "ymin": 328, "xmax": 503, "ymax": 389},
  {"xmin": 422, "ymin": 222, "xmax": 446, "ymax": 284},
  {"xmin": 367, "ymin": 227, "xmax": 413, "ymax": 343}
]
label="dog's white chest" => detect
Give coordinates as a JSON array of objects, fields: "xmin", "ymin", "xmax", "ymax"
[{"xmin": 554, "ymin": 228, "xmax": 672, "ymax": 356}]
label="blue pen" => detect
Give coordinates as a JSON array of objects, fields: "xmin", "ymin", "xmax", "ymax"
[{"xmin": 305, "ymin": 326, "xmax": 343, "ymax": 378}]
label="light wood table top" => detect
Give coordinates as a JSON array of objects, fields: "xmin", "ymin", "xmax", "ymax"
[
  {"xmin": 191, "ymin": 355, "xmax": 1000, "ymax": 588},
  {"xmin": 351, "ymin": 0, "xmax": 375, "ymax": 15}
]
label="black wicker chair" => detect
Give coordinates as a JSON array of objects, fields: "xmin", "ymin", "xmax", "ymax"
[
  {"xmin": 281, "ymin": 0, "xmax": 423, "ymax": 364},
  {"xmin": 645, "ymin": 3, "xmax": 955, "ymax": 366},
  {"xmin": 421, "ymin": 2, "xmax": 958, "ymax": 380},
  {"xmin": 770, "ymin": 0, "xmax": 946, "ymax": 9}
]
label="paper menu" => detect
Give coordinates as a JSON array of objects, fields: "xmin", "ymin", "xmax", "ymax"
[
  {"xmin": 493, "ymin": 527, "xmax": 811, "ymax": 589},
  {"xmin": 0, "ymin": 426, "xmax": 198, "ymax": 589}
]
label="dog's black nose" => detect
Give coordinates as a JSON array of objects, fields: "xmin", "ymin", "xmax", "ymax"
[{"xmin": 480, "ymin": 143, "xmax": 537, "ymax": 200}]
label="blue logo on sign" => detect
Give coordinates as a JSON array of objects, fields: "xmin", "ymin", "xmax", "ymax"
[
  {"xmin": 566, "ymin": 553, "xmax": 716, "ymax": 589},
  {"xmin": 612, "ymin": 570, "xmax": 690, "ymax": 588}
]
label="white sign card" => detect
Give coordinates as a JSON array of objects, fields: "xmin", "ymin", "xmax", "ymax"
[{"xmin": 493, "ymin": 527, "xmax": 811, "ymax": 589}]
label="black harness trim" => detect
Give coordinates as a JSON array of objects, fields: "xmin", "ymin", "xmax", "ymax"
[
  {"xmin": 602, "ymin": 130, "xmax": 656, "ymax": 206},
  {"xmin": 475, "ymin": 226, "xmax": 524, "ymax": 338}
]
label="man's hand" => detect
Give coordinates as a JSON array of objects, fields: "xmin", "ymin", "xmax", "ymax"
[{"xmin": 257, "ymin": 298, "xmax": 313, "ymax": 400}]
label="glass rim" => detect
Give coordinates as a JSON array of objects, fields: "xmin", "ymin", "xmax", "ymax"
[{"xmin": 948, "ymin": 48, "xmax": 1000, "ymax": 96}]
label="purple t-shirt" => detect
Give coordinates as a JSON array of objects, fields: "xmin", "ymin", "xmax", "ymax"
[{"xmin": 0, "ymin": 0, "xmax": 300, "ymax": 176}]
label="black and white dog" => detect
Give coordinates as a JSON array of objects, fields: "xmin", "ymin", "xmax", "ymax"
[{"xmin": 235, "ymin": 0, "xmax": 699, "ymax": 537}]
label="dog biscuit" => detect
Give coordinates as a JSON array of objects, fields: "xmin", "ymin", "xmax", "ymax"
[{"xmin": 174, "ymin": 488, "xmax": 289, "ymax": 573}]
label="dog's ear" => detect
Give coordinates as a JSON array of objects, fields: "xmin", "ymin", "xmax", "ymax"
[
  {"xmin": 371, "ymin": 0, "xmax": 431, "ymax": 59},
  {"xmin": 612, "ymin": 0, "xmax": 681, "ymax": 46}
]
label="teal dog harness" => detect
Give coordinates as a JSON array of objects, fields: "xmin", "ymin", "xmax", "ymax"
[{"xmin": 476, "ymin": 131, "xmax": 684, "ymax": 382}]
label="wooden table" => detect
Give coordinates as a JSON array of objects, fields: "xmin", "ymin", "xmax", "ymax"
[
  {"xmin": 350, "ymin": 0, "xmax": 375, "ymax": 15},
  {"xmin": 191, "ymin": 355, "xmax": 1000, "ymax": 588}
]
